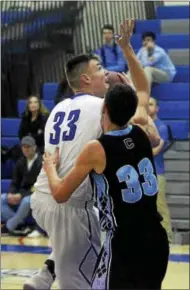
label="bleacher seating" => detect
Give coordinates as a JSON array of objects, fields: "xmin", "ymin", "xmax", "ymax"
[
  {"xmin": 135, "ymin": 20, "xmax": 161, "ymax": 34},
  {"xmin": 131, "ymin": 34, "xmax": 189, "ymax": 49},
  {"xmin": 156, "ymin": 5, "xmax": 189, "ymax": 19},
  {"xmin": 42, "ymin": 82, "xmax": 58, "ymax": 100},
  {"xmin": 152, "ymin": 83, "xmax": 189, "ymax": 101},
  {"xmin": 2, "ymin": 118, "xmax": 21, "ymax": 137},
  {"xmin": 1, "ymin": 119, "xmax": 20, "ymax": 179},
  {"xmin": 1, "ymin": 179, "xmax": 11, "ymax": 193},
  {"xmin": 158, "ymin": 101, "xmax": 189, "ymax": 119},
  {"xmin": 2, "ymin": 160, "xmax": 14, "ymax": 179},
  {"xmin": 174, "ymin": 66, "xmax": 189, "ymax": 83},
  {"xmin": 1, "ymin": 137, "xmax": 20, "ymax": 148}
]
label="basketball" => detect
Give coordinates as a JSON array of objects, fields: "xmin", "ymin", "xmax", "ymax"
[{"xmin": 107, "ymin": 71, "xmax": 125, "ymax": 86}]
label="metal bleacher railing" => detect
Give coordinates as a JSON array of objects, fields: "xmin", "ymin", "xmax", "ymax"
[{"xmin": 1, "ymin": 0, "xmax": 162, "ymax": 117}]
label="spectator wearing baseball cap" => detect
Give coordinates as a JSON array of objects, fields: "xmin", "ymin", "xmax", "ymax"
[{"xmin": 1, "ymin": 136, "xmax": 42, "ymax": 236}]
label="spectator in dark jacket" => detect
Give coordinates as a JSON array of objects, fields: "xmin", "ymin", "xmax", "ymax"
[
  {"xmin": 1, "ymin": 136, "xmax": 42, "ymax": 235},
  {"xmin": 19, "ymin": 95, "xmax": 49, "ymax": 153},
  {"xmin": 95, "ymin": 24, "xmax": 126, "ymax": 72}
]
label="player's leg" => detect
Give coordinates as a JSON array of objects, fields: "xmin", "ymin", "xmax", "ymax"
[
  {"xmin": 92, "ymin": 231, "xmax": 134, "ymax": 289},
  {"xmin": 24, "ymin": 192, "xmax": 56, "ymax": 290},
  {"xmin": 50, "ymin": 202, "xmax": 100, "ymax": 289},
  {"xmin": 133, "ymin": 226, "xmax": 169, "ymax": 289},
  {"xmin": 148, "ymin": 228, "xmax": 169, "ymax": 289},
  {"xmin": 92, "ymin": 231, "xmax": 114, "ymax": 290},
  {"xmin": 108, "ymin": 232, "xmax": 136, "ymax": 290}
]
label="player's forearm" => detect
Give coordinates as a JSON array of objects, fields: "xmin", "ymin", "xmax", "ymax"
[
  {"xmin": 152, "ymin": 139, "xmax": 164, "ymax": 155},
  {"xmin": 122, "ymin": 45, "xmax": 150, "ymax": 106},
  {"xmin": 146, "ymin": 119, "xmax": 161, "ymax": 148},
  {"xmin": 46, "ymin": 166, "xmax": 62, "ymax": 199}
]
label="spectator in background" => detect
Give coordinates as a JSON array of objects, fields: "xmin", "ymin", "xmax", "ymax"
[
  {"xmin": 54, "ymin": 76, "xmax": 73, "ymax": 105},
  {"xmin": 136, "ymin": 32, "xmax": 176, "ymax": 88},
  {"xmin": 19, "ymin": 95, "xmax": 49, "ymax": 153},
  {"xmin": 149, "ymin": 97, "xmax": 173, "ymax": 243},
  {"xmin": 95, "ymin": 24, "xmax": 126, "ymax": 72},
  {"xmin": 1, "ymin": 137, "xmax": 42, "ymax": 236}
]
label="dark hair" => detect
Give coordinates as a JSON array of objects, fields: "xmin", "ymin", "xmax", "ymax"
[
  {"xmin": 102, "ymin": 24, "xmax": 114, "ymax": 33},
  {"xmin": 54, "ymin": 76, "xmax": 74, "ymax": 105},
  {"xmin": 105, "ymin": 84, "xmax": 138, "ymax": 127},
  {"xmin": 142, "ymin": 31, "xmax": 156, "ymax": 41},
  {"xmin": 65, "ymin": 53, "xmax": 100, "ymax": 89}
]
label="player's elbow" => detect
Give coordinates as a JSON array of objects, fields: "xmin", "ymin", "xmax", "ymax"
[
  {"xmin": 53, "ymin": 189, "xmax": 69, "ymax": 203},
  {"xmin": 151, "ymin": 134, "xmax": 161, "ymax": 148}
]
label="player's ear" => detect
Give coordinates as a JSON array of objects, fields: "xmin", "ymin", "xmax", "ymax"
[{"xmin": 81, "ymin": 73, "xmax": 90, "ymax": 86}]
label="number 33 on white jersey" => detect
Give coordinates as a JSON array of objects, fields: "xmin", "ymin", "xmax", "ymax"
[{"xmin": 35, "ymin": 94, "xmax": 104, "ymax": 200}]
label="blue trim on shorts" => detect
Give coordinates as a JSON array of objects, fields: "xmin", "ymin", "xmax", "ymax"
[{"xmin": 78, "ymin": 202, "xmax": 99, "ymax": 285}]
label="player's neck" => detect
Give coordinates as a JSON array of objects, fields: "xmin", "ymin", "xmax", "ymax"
[
  {"xmin": 74, "ymin": 88, "xmax": 94, "ymax": 96},
  {"xmin": 106, "ymin": 123, "xmax": 127, "ymax": 133}
]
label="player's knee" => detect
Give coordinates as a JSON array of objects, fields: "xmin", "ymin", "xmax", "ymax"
[{"xmin": 144, "ymin": 66, "xmax": 153, "ymax": 74}]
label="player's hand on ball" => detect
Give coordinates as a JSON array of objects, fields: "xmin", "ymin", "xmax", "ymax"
[
  {"xmin": 117, "ymin": 72, "xmax": 135, "ymax": 90},
  {"xmin": 115, "ymin": 19, "xmax": 135, "ymax": 50}
]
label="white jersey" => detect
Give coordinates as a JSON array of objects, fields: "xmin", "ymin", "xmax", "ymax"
[{"xmin": 35, "ymin": 94, "xmax": 103, "ymax": 202}]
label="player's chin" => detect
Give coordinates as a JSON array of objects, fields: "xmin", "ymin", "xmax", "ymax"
[{"xmin": 95, "ymin": 84, "xmax": 108, "ymax": 98}]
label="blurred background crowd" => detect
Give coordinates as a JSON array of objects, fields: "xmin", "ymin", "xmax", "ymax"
[{"xmin": 1, "ymin": 1, "xmax": 189, "ymax": 242}]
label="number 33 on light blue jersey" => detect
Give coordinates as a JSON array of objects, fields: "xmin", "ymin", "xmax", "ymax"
[
  {"xmin": 49, "ymin": 110, "xmax": 80, "ymax": 145},
  {"xmin": 116, "ymin": 158, "xmax": 158, "ymax": 203}
]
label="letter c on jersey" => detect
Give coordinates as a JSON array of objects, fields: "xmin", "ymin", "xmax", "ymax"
[{"xmin": 123, "ymin": 138, "xmax": 134, "ymax": 150}]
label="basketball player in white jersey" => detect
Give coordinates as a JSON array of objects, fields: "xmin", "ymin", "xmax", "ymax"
[
  {"xmin": 24, "ymin": 53, "xmax": 109, "ymax": 290},
  {"xmin": 24, "ymin": 19, "xmax": 160, "ymax": 290}
]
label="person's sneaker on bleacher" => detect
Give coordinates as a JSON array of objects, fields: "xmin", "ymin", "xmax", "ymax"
[
  {"xmin": 27, "ymin": 230, "xmax": 43, "ymax": 238},
  {"xmin": 11, "ymin": 226, "xmax": 32, "ymax": 236}
]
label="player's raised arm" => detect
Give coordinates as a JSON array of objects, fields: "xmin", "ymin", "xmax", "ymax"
[
  {"xmin": 43, "ymin": 142, "xmax": 104, "ymax": 203},
  {"xmin": 115, "ymin": 19, "xmax": 160, "ymax": 146},
  {"xmin": 115, "ymin": 19, "xmax": 150, "ymax": 115}
]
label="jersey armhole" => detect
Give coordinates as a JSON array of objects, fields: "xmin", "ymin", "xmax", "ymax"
[{"xmin": 93, "ymin": 140, "xmax": 107, "ymax": 175}]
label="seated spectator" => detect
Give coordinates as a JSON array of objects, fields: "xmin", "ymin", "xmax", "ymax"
[
  {"xmin": 95, "ymin": 24, "xmax": 126, "ymax": 72},
  {"xmin": 19, "ymin": 95, "xmax": 49, "ymax": 153},
  {"xmin": 149, "ymin": 97, "xmax": 173, "ymax": 243},
  {"xmin": 1, "ymin": 136, "xmax": 42, "ymax": 236},
  {"xmin": 54, "ymin": 76, "xmax": 73, "ymax": 105},
  {"xmin": 135, "ymin": 32, "xmax": 176, "ymax": 88}
]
